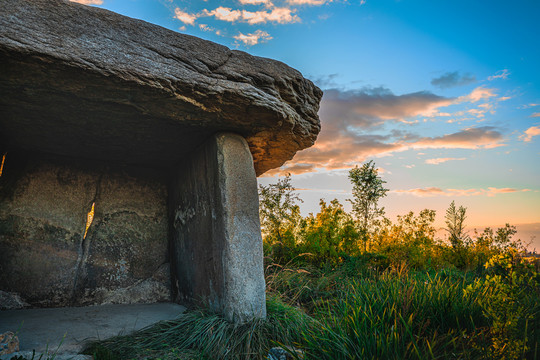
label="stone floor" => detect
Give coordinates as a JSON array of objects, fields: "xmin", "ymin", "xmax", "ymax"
[{"xmin": 0, "ymin": 302, "xmax": 185, "ymax": 359}]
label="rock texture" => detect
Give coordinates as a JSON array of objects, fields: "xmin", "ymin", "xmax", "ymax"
[
  {"xmin": 0, "ymin": 0, "xmax": 322, "ymax": 176},
  {"xmin": 170, "ymin": 133, "xmax": 266, "ymax": 322},
  {"xmin": 0, "ymin": 332, "xmax": 19, "ymax": 356},
  {"xmin": 0, "ymin": 153, "xmax": 170, "ymax": 307},
  {"xmin": 0, "ymin": 290, "xmax": 30, "ymax": 310}
]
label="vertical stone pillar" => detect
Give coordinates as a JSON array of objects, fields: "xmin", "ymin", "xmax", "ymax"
[{"xmin": 169, "ymin": 132, "xmax": 266, "ymax": 322}]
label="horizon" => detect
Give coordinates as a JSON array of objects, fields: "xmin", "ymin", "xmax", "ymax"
[{"xmin": 73, "ymin": 0, "xmax": 539, "ymax": 250}]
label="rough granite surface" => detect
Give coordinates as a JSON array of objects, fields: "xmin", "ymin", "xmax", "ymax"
[
  {"xmin": 0, "ymin": 0, "xmax": 322, "ymax": 175},
  {"xmin": 0, "ymin": 154, "xmax": 170, "ymax": 307},
  {"xmin": 169, "ymin": 133, "xmax": 266, "ymax": 322}
]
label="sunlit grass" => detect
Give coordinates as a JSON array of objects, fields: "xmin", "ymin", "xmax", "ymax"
[
  {"xmin": 296, "ymin": 271, "xmax": 488, "ymax": 359},
  {"xmin": 85, "ymin": 258, "xmax": 538, "ymax": 360},
  {"xmin": 83, "ymin": 295, "xmax": 313, "ymax": 360}
]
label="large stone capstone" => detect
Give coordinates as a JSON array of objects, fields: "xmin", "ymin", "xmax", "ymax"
[
  {"xmin": 0, "ymin": 0, "xmax": 322, "ymax": 176},
  {"xmin": 0, "ymin": 0, "xmax": 322, "ymax": 322}
]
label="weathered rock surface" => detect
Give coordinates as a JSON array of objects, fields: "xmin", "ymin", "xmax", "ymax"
[
  {"xmin": 0, "ymin": 290, "xmax": 30, "ymax": 310},
  {"xmin": 0, "ymin": 153, "xmax": 171, "ymax": 307},
  {"xmin": 170, "ymin": 133, "xmax": 266, "ymax": 322},
  {"xmin": 0, "ymin": 0, "xmax": 322, "ymax": 176},
  {"xmin": 0, "ymin": 332, "xmax": 19, "ymax": 356}
]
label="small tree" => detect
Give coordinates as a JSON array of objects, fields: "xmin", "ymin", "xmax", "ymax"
[
  {"xmin": 348, "ymin": 160, "xmax": 389, "ymax": 251},
  {"xmin": 258, "ymin": 174, "xmax": 302, "ymax": 261},
  {"xmin": 444, "ymin": 200, "xmax": 469, "ymax": 249}
]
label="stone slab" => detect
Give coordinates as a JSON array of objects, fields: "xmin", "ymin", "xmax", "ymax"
[
  {"xmin": 0, "ymin": 0, "xmax": 322, "ymax": 175},
  {"xmin": 169, "ymin": 133, "xmax": 266, "ymax": 322},
  {"xmin": 0, "ymin": 302, "xmax": 185, "ymax": 358}
]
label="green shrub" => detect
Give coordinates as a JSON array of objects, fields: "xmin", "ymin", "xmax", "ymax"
[{"xmin": 465, "ymin": 251, "xmax": 540, "ymax": 359}]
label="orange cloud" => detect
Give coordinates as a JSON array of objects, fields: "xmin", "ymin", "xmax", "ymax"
[
  {"xmin": 239, "ymin": 0, "xmax": 273, "ymax": 5},
  {"xmin": 425, "ymin": 157, "xmax": 466, "ymax": 165},
  {"xmin": 520, "ymin": 125, "xmax": 540, "ymax": 142},
  {"xmin": 203, "ymin": 7, "xmax": 243, "ymax": 22},
  {"xmin": 261, "ymin": 87, "xmax": 506, "ymax": 176},
  {"xmin": 393, "ymin": 187, "xmax": 446, "ymax": 196},
  {"xmin": 69, "ymin": 0, "xmax": 103, "ymax": 4},
  {"xmin": 320, "ymin": 88, "xmax": 454, "ymax": 126},
  {"xmin": 531, "ymin": 112, "xmax": 540, "ymax": 118},
  {"xmin": 243, "ymin": 7, "xmax": 299, "ymax": 24},
  {"xmin": 458, "ymin": 86, "xmax": 497, "ymax": 103},
  {"xmin": 174, "ymin": 9, "xmax": 198, "ymax": 25},
  {"xmin": 266, "ymin": 126, "xmax": 504, "ymax": 176},
  {"xmin": 233, "ymin": 30, "xmax": 273, "ymax": 46},
  {"xmin": 411, "ymin": 127, "xmax": 505, "ymax": 150},
  {"xmin": 201, "ymin": 6, "xmax": 299, "ymax": 24},
  {"xmin": 287, "ymin": 0, "xmax": 332, "ymax": 5},
  {"xmin": 393, "ymin": 187, "xmax": 531, "ymax": 197}
]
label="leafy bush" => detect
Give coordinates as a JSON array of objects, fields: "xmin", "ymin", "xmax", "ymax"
[{"xmin": 465, "ymin": 251, "xmax": 540, "ymax": 359}]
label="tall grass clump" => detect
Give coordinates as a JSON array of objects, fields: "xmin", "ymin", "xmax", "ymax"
[
  {"xmin": 297, "ymin": 271, "xmax": 488, "ymax": 359},
  {"xmin": 84, "ymin": 295, "xmax": 314, "ymax": 360}
]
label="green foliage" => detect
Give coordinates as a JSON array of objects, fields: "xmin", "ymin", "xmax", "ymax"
[
  {"xmin": 445, "ymin": 200, "xmax": 470, "ymax": 249},
  {"xmin": 465, "ymin": 251, "xmax": 540, "ymax": 359},
  {"xmin": 370, "ymin": 210, "xmax": 440, "ymax": 270},
  {"xmin": 256, "ymin": 168, "xmax": 538, "ymax": 360},
  {"xmin": 300, "ymin": 199, "xmax": 360, "ymax": 265},
  {"xmin": 259, "ymin": 174, "xmax": 303, "ymax": 262},
  {"xmin": 347, "ymin": 161, "xmax": 389, "ymax": 251}
]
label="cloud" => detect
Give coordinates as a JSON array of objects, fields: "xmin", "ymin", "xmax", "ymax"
[
  {"xmin": 531, "ymin": 112, "xmax": 540, "ymax": 118},
  {"xmin": 69, "ymin": 0, "xmax": 103, "ymax": 4},
  {"xmin": 287, "ymin": 0, "xmax": 332, "ymax": 5},
  {"xmin": 393, "ymin": 187, "xmax": 531, "ymax": 197},
  {"xmin": 431, "ymin": 71, "xmax": 476, "ymax": 89},
  {"xmin": 199, "ymin": 24, "xmax": 222, "ymax": 35},
  {"xmin": 488, "ymin": 69, "xmax": 510, "ymax": 81},
  {"xmin": 239, "ymin": 0, "xmax": 273, "ymax": 5},
  {"xmin": 201, "ymin": 6, "xmax": 300, "ymax": 24},
  {"xmin": 174, "ymin": 9, "xmax": 198, "ymax": 25},
  {"xmin": 233, "ymin": 30, "xmax": 273, "ymax": 46},
  {"xmin": 457, "ymin": 86, "xmax": 498, "ymax": 103},
  {"xmin": 261, "ymin": 84, "xmax": 509, "ymax": 176},
  {"xmin": 411, "ymin": 126, "xmax": 505, "ymax": 150},
  {"xmin": 520, "ymin": 126, "xmax": 540, "ymax": 142},
  {"xmin": 264, "ymin": 88, "xmax": 505, "ymax": 175},
  {"xmin": 393, "ymin": 187, "xmax": 446, "ymax": 196},
  {"xmin": 320, "ymin": 87, "xmax": 454, "ymax": 126},
  {"xmin": 202, "ymin": 7, "xmax": 243, "ymax": 22},
  {"xmin": 425, "ymin": 157, "xmax": 466, "ymax": 165},
  {"xmin": 244, "ymin": 7, "xmax": 300, "ymax": 24}
]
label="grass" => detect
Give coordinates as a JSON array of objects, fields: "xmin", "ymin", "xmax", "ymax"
[
  {"xmin": 296, "ymin": 271, "xmax": 489, "ymax": 359},
  {"xmin": 83, "ymin": 295, "xmax": 313, "ymax": 360},
  {"xmin": 84, "ymin": 258, "xmax": 538, "ymax": 360}
]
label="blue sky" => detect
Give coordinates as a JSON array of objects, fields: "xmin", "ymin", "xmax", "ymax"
[{"xmin": 76, "ymin": 0, "xmax": 540, "ymax": 248}]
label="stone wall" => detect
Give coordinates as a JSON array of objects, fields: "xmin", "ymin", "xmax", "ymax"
[{"xmin": 0, "ymin": 153, "xmax": 170, "ymax": 308}]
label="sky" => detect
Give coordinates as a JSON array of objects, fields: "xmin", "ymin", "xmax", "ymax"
[{"xmin": 75, "ymin": 0, "xmax": 540, "ymax": 250}]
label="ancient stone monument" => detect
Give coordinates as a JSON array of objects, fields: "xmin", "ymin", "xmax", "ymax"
[{"xmin": 0, "ymin": 0, "xmax": 322, "ymax": 322}]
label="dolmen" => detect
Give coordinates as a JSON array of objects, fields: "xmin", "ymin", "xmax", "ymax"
[{"xmin": 0, "ymin": 0, "xmax": 322, "ymax": 322}]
